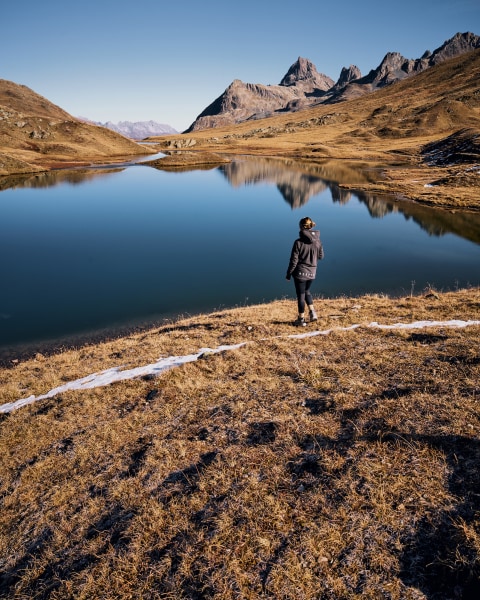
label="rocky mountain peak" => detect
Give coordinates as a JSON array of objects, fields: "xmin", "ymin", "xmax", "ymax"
[
  {"xmin": 380, "ymin": 52, "xmax": 406, "ymax": 68},
  {"xmin": 280, "ymin": 57, "xmax": 334, "ymax": 91},
  {"xmin": 375, "ymin": 52, "xmax": 414, "ymax": 83},
  {"xmin": 428, "ymin": 31, "xmax": 480, "ymax": 65},
  {"xmin": 370, "ymin": 32, "xmax": 480, "ymax": 86},
  {"xmin": 280, "ymin": 57, "xmax": 317, "ymax": 85},
  {"xmin": 334, "ymin": 65, "xmax": 362, "ymax": 89}
]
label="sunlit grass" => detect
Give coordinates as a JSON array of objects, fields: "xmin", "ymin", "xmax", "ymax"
[{"xmin": 1, "ymin": 287, "xmax": 479, "ymax": 598}]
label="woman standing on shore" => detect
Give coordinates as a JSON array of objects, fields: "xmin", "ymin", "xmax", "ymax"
[{"xmin": 286, "ymin": 217, "xmax": 324, "ymax": 327}]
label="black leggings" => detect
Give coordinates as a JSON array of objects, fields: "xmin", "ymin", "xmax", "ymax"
[{"xmin": 293, "ymin": 278, "xmax": 314, "ymax": 313}]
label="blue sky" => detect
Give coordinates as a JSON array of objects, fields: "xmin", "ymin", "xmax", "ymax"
[{"xmin": 2, "ymin": 0, "xmax": 479, "ymax": 131}]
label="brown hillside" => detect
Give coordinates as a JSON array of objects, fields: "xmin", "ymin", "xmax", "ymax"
[
  {"xmin": 0, "ymin": 80, "xmax": 155, "ymax": 174},
  {"xmin": 0, "ymin": 79, "xmax": 73, "ymax": 120},
  {"xmin": 147, "ymin": 49, "xmax": 480, "ymax": 211}
]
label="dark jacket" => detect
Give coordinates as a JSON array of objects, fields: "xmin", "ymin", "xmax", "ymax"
[{"xmin": 286, "ymin": 228, "xmax": 324, "ymax": 281}]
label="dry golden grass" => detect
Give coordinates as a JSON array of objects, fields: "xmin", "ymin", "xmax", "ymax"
[{"xmin": 1, "ymin": 287, "xmax": 479, "ymax": 599}]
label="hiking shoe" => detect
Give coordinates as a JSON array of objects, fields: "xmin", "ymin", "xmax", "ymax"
[
  {"xmin": 293, "ymin": 317, "xmax": 307, "ymax": 327},
  {"xmin": 309, "ymin": 309, "xmax": 318, "ymax": 322}
]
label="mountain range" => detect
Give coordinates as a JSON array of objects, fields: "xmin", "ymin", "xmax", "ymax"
[
  {"xmin": 81, "ymin": 119, "xmax": 177, "ymax": 139},
  {"xmin": 0, "ymin": 30, "xmax": 479, "ymax": 186},
  {"xmin": 185, "ymin": 32, "xmax": 480, "ymax": 132}
]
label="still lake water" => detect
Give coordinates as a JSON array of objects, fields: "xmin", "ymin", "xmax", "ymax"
[{"xmin": 1, "ymin": 156, "xmax": 479, "ymax": 356}]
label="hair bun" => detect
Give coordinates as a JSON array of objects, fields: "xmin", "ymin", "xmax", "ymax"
[{"xmin": 299, "ymin": 217, "xmax": 315, "ymax": 229}]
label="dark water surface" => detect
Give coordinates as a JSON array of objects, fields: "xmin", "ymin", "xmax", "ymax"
[{"xmin": 1, "ymin": 157, "xmax": 479, "ymax": 357}]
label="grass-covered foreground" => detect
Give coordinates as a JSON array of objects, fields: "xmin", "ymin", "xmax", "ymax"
[{"xmin": 0, "ymin": 288, "xmax": 479, "ymax": 599}]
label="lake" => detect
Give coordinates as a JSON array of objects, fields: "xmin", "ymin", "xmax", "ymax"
[{"xmin": 1, "ymin": 155, "xmax": 479, "ymax": 358}]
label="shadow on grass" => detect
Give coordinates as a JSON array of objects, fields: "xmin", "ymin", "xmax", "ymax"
[
  {"xmin": 0, "ymin": 503, "xmax": 136, "ymax": 600},
  {"xmin": 292, "ymin": 406, "xmax": 480, "ymax": 598},
  {"xmin": 394, "ymin": 432, "xmax": 480, "ymax": 599},
  {"xmin": 2, "ymin": 391, "xmax": 478, "ymax": 597}
]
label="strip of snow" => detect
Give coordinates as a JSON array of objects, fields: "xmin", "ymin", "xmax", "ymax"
[
  {"xmin": 0, "ymin": 343, "xmax": 246, "ymax": 414},
  {"xmin": 287, "ymin": 319, "xmax": 480, "ymax": 339},
  {"xmin": 1, "ymin": 320, "xmax": 479, "ymax": 414}
]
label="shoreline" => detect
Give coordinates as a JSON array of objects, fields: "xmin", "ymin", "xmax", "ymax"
[
  {"xmin": 4, "ymin": 317, "xmax": 480, "ymax": 415},
  {"xmin": 2, "ymin": 144, "xmax": 479, "ymax": 212},
  {"xmin": 1, "ymin": 285, "xmax": 479, "ymax": 368},
  {"xmin": 0, "ymin": 315, "xmax": 182, "ymax": 369}
]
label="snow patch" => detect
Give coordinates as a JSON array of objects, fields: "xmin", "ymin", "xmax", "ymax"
[
  {"xmin": 2, "ymin": 320, "xmax": 479, "ymax": 414},
  {"xmin": 0, "ymin": 343, "xmax": 246, "ymax": 414},
  {"xmin": 288, "ymin": 319, "xmax": 480, "ymax": 339}
]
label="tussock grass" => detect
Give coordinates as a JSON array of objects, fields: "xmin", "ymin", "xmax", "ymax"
[{"xmin": 0, "ymin": 288, "xmax": 479, "ymax": 599}]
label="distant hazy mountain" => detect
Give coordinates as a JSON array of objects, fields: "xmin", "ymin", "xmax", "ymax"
[
  {"xmin": 185, "ymin": 31, "xmax": 480, "ymax": 132},
  {"xmin": 90, "ymin": 120, "xmax": 177, "ymax": 139}
]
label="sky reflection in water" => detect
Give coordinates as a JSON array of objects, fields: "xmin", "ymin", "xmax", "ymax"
[{"xmin": 1, "ymin": 157, "xmax": 479, "ymax": 354}]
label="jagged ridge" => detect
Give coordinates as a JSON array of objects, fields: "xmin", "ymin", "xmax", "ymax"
[{"xmin": 185, "ymin": 32, "xmax": 480, "ymax": 132}]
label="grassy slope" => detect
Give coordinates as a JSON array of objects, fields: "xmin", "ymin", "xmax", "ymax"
[
  {"xmin": 0, "ymin": 80, "xmax": 155, "ymax": 174},
  {"xmin": 1, "ymin": 288, "xmax": 479, "ymax": 599}
]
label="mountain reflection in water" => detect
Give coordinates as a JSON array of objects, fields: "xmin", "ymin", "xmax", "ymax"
[
  {"xmin": 219, "ymin": 157, "xmax": 480, "ymax": 245},
  {"xmin": 0, "ymin": 167, "xmax": 125, "ymax": 192},
  {"xmin": 1, "ymin": 156, "xmax": 479, "ymax": 246}
]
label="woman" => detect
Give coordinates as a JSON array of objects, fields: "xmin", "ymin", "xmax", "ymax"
[{"xmin": 286, "ymin": 217, "xmax": 324, "ymax": 326}]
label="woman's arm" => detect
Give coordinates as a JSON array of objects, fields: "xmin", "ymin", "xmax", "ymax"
[{"xmin": 286, "ymin": 241, "xmax": 300, "ymax": 280}]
